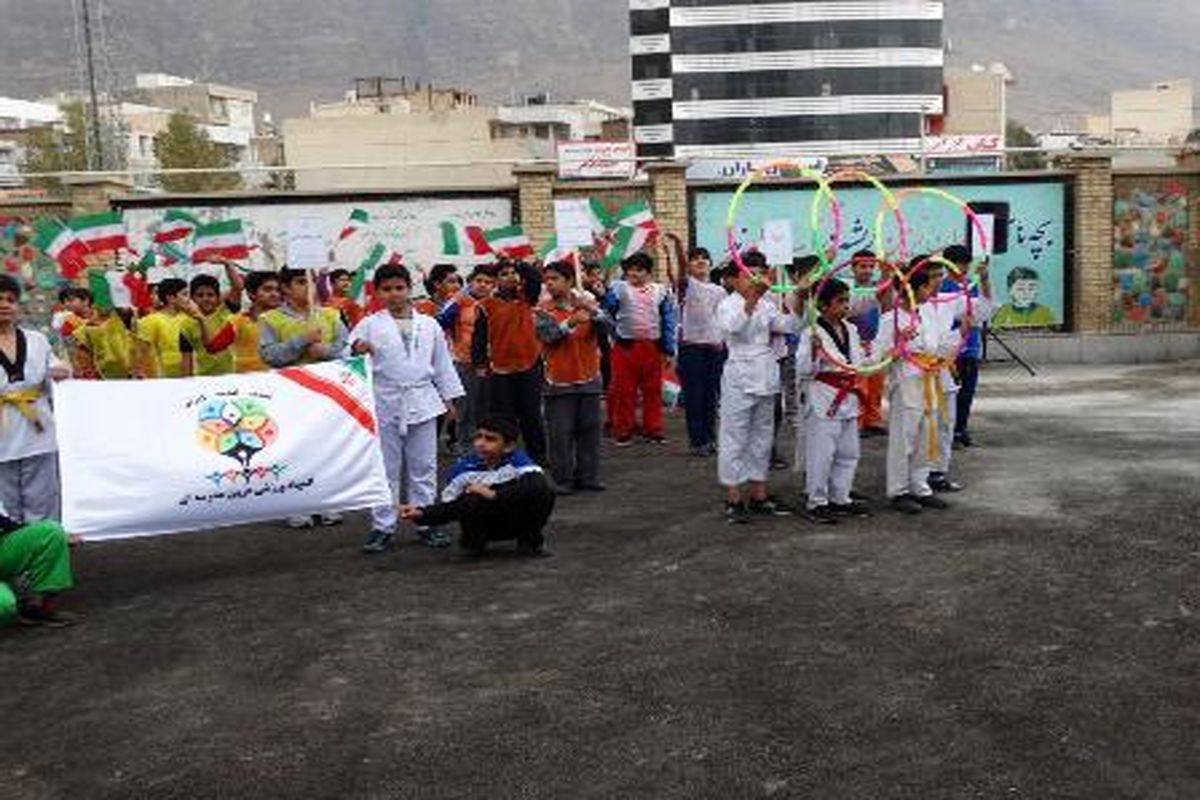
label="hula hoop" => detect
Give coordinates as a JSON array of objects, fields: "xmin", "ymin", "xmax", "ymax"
[
  {"xmin": 889, "ymin": 254, "xmax": 976, "ymax": 371},
  {"xmin": 807, "ymin": 257, "xmax": 916, "ymax": 377},
  {"xmin": 876, "ymin": 185, "xmax": 989, "ymax": 289}
]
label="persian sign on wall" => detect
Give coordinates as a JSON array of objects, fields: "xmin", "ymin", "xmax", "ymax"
[
  {"xmin": 118, "ymin": 195, "xmax": 515, "ymax": 276},
  {"xmin": 1112, "ymin": 183, "xmax": 1192, "ymax": 325},
  {"xmin": 693, "ymin": 180, "xmax": 1068, "ymax": 328}
]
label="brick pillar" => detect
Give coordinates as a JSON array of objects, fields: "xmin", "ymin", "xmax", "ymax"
[
  {"xmin": 513, "ymin": 164, "xmax": 556, "ymax": 257},
  {"xmin": 63, "ymin": 175, "xmax": 133, "ymax": 215},
  {"xmin": 1057, "ymin": 152, "xmax": 1114, "ymax": 332},
  {"xmin": 645, "ymin": 161, "xmax": 690, "ymax": 246}
]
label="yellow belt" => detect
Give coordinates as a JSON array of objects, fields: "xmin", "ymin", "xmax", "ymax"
[
  {"xmin": 0, "ymin": 388, "xmax": 44, "ymax": 434},
  {"xmin": 913, "ymin": 354, "xmax": 951, "ymax": 460}
]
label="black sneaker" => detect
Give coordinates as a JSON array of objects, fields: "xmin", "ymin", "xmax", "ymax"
[
  {"xmin": 725, "ymin": 502, "xmax": 751, "ymax": 525},
  {"xmin": 644, "ymin": 436, "xmax": 667, "ymax": 446},
  {"xmin": 749, "ymin": 497, "xmax": 794, "ymax": 517},
  {"xmin": 916, "ymin": 494, "xmax": 950, "ymax": 510},
  {"xmin": 830, "ymin": 501, "xmax": 871, "ymax": 518},
  {"xmin": 689, "ymin": 445, "xmax": 709, "ymax": 458},
  {"xmin": 955, "ymin": 432, "xmax": 974, "ymax": 448},
  {"xmin": 17, "ymin": 603, "xmax": 77, "ymax": 628},
  {"xmin": 805, "ymin": 505, "xmax": 839, "ymax": 525},
  {"xmin": 517, "ymin": 542, "xmax": 553, "ymax": 558},
  {"xmin": 890, "ymin": 495, "xmax": 924, "ymax": 515},
  {"xmin": 928, "ymin": 475, "xmax": 964, "ymax": 493},
  {"xmin": 418, "ymin": 526, "xmax": 452, "ymax": 549},
  {"xmin": 573, "ymin": 482, "xmax": 607, "ymax": 493},
  {"xmin": 361, "ymin": 529, "xmax": 395, "ymax": 555}
]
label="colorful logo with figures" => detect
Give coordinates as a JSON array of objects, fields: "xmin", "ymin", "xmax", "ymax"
[{"xmin": 196, "ymin": 397, "xmax": 284, "ymax": 485}]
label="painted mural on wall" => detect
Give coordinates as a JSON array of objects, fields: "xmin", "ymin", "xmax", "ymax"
[
  {"xmin": 694, "ymin": 180, "xmax": 1068, "ymax": 328},
  {"xmin": 120, "ymin": 195, "xmax": 515, "ymax": 278},
  {"xmin": 0, "ymin": 213, "xmax": 70, "ymax": 346},
  {"xmin": 1112, "ymin": 183, "xmax": 1191, "ymax": 325}
]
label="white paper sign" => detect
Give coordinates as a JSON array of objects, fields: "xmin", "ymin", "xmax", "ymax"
[
  {"xmin": 554, "ymin": 199, "xmax": 598, "ymax": 248},
  {"xmin": 286, "ymin": 217, "xmax": 329, "ymax": 270},
  {"xmin": 971, "ymin": 213, "xmax": 996, "ymax": 257},
  {"xmin": 761, "ymin": 220, "xmax": 794, "ymax": 266}
]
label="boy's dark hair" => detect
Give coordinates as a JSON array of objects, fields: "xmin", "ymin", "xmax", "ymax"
[
  {"xmin": 75, "ymin": 287, "xmax": 94, "ymax": 304},
  {"xmin": 58, "ymin": 287, "xmax": 78, "ymax": 304},
  {"xmin": 373, "ymin": 263, "xmax": 411, "ymax": 289},
  {"xmin": 543, "ymin": 260, "xmax": 575, "ymax": 282},
  {"xmin": 742, "ymin": 251, "xmax": 768, "ymax": 270},
  {"xmin": 852, "ymin": 249, "xmax": 876, "ymax": 263},
  {"xmin": 621, "ymin": 252, "xmax": 654, "ymax": 273},
  {"xmin": 476, "ymin": 415, "xmax": 520, "ymax": 444},
  {"xmin": 818, "ymin": 279, "xmax": 851, "ymax": 308},
  {"xmin": 329, "ymin": 268, "xmax": 351, "ymax": 283},
  {"xmin": 425, "ymin": 263, "xmax": 458, "ymax": 295},
  {"xmin": 157, "ymin": 278, "xmax": 188, "ymax": 303},
  {"xmin": 189, "ymin": 274, "xmax": 220, "ymax": 296},
  {"xmin": 909, "ymin": 268, "xmax": 933, "ymax": 293},
  {"xmin": 0, "ymin": 274, "xmax": 21, "ymax": 300},
  {"xmin": 1007, "ymin": 266, "xmax": 1040, "ymax": 289},
  {"xmin": 468, "ymin": 264, "xmax": 497, "ymax": 281},
  {"xmin": 278, "ymin": 267, "xmax": 308, "ymax": 287},
  {"xmin": 710, "ymin": 267, "xmax": 726, "ymax": 284},
  {"xmin": 245, "ymin": 271, "xmax": 279, "ymax": 296},
  {"xmin": 789, "ymin": 254, "xmax": 820, "ymax": 278},
  {"xmin": 688, "ymin": 247, "xmax": 711, "ymax": 262},
  {"xmin": 943, "ymin": 244, "xmax": 971, "ymax": 266}
]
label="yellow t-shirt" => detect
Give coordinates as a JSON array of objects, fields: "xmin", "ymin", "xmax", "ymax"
[
  {"xmin": 183, "ymin": 308, "xmax": 237, "ymax": 377},
  {"xmin": 136, "ymin": 311, "xmax": 193, "ymax": 378},
  {"xmin": 73, "ymin": 314, "xmax": 133, "ymax": 379},
  {"xmin": 233, "ymin": 313, "xmax": 266, "ymax": 373}
]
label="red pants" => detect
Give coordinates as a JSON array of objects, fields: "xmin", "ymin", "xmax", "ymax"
[
  {"xmin": 609, "ymin": 339, "xmax": 664, "ymax": 440},
  {"xmin": 859, "ymin": 371, "xmax": 886, "ymax": 429}
]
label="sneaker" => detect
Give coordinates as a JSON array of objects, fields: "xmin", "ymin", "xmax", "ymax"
[
  {"xmin": 749, "ymin": 497, "xmax": 794, "ymax": 517},
  {"xmin": 320, "ymin": 512, "xmax": 345, "ymax": 526},
  {"xmin": 573, "ymin": 482, "xmax": 607, "ymax": 493},
  {"xmin": 769, "ymin": 457, "xmax": 789, "ymax": 471},
  {"xmin": 614, "ymin": 437, "xmax": 635, "ymax": 448},
  {"xmin": 725, "ymin": 501, "xmax": 751, "ymax": 525},
  {"xmin": 890, "ymin": 495, "xmax": 924, "ymax": 515},
  {"xmin": 361, "ymin": 529, "xmax": 395, "ymax": 555},
  {"xmin": 554, "ymin": 484, "xmax": 576, "ymax": 497},
  {"xmin": 689, "ymin": 445, "xmax": 709, "ymax": 458},
  {"xmin": 644, "ymin": 435, "xmax": 667, "ymax": 446},
  {"xmin": 830, "ymin": 501, "xmax": 871, "ymax": 518},
  {"xmin": 955, "ymin": 432, "xmax": 974, "ymax": 448},
  {"xmin": 705, "ymin": 442, "xmax": 719, "ymax": 456},
  {"xmin": 286, "ymin": 515, "xmax": 315, "ymax": 529},
  {"xmin": 805, "ymin": 505, "xmax": 839, "ymax": 525},
  {"xmin": 916, "ymin": 494, "xmax": 950, "ymax": 510},
  {"xmin": 517, "ymin": 542, "xmax": 553, "ymax": 558},
  {"xmin": 17, "ymin": 603, "xmax": 78, "ymax": 628},
  {"xmin": 418, "ymin": 526, "xmax": 452, "ymax": 549},
  {"xmin": 928, "ymin": 475, "xmax": 964, "ymax": 493}
]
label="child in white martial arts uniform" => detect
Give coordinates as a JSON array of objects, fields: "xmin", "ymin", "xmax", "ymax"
[
  {"xmin": 877, "ymin": 263, "xmax": 977, "ymax": 515},
  {"xmin": 716, "ymin": 270, "xmax": 797, "ymax": 524},
  {"xmin": 0, "ymin": 275, "xmax": 70, "ymax": 524},
  {"xmin": 795, "ymin": 280, "xmax": 873, "ymax": 525},
  {"xmin": 926, "ymin": 245, "xmax": 993, "ymax": 493},
  {"xmin": 350, "ymin": 264, "xmax": 464, "ymax": 553}
]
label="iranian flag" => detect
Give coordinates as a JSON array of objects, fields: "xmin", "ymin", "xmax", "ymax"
[
  {"xmin": 154, "ymin": 209, "xmax": 201, "ymax": 244},
  {"xmin": 440, "ymin": 222, "xmax": 492, "ymax": 258},
  {"xmin": 69, "ymin": 211, "xmax": 131, "ymax": 255},
  {"xmin": 599, "ymin": 200, "xmax": 659, "ymax": 269},
  {"xmin": 339, "ymin": 209, "xmax": 370, "ymax": 241},
  {"xmin": 483, "ymin": 225, "xmax": 535, "ymax": 260},
  {"xmin": 33, "ymin": 218, "xmax": 90, "ymax": 279},
  {"xmin": 350, "ymin": 242, "xmax": 388, "ymax": 304},
  {"xmin": 87, "ymin": 269, "xmax": 153, "ymax": 312},
  {"xmin": 192, "ymin": 219, "xmax": 250, "ymax": 263}
]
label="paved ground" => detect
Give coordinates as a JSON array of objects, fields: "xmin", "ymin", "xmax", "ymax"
[{"xmin": 3, "ymin": 362, "xmax": 1199, "ymax": 799}]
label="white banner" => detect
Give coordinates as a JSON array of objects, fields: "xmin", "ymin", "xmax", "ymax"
[
  {"xmin": 557, "ymin": 141, "xmax": 638, "ymax": 180},
  {"xmin": 56, "ymin": 358, "xmax": 390, "ymax": 540}
]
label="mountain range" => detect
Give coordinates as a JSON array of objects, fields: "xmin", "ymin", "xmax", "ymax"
[{"xmin": 1, "ymin": 0, "xmax": 1197, "ymax": 129}]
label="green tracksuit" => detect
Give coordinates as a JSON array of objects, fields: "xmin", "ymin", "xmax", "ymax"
[{"xmin": 0, "ymin": 520, "xmax": 73, "ymax": 624}]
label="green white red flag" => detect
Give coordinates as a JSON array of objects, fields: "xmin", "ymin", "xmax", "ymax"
[
  {"xmin": 68, "ymin": 211, "xmax": 131, "ymax": 255},
  {"xmin": 339, "ymin": 209, "xmax": 370, "ymax": 241},
  {"xmin": 483, "ymin": 225, "xmax": 535, "ymax": 260},
  {"xmin": 33, "ymin": 218, "xmax": 90, "ymax": 279},
  {"xmin": 154, "ymin": 209, "xmax": 202, "ymax": 245},
  {"xmin": 192, "ymin": 219, "xmax": 250, "ymax": 263},
  {"xmin": 440, "ymin": 222, "xmax": 492, "ymax": 258}
]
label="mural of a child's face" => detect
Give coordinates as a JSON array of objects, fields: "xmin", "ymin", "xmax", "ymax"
[{"xmin": 1010, "ymin": 278, "xmax": 1040, "ymax": 309}]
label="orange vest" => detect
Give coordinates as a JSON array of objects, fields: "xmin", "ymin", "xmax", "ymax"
[
  {"xmin": 479, "ymin": 295, "xmax": 541, "ymax": 374},
  {"xmin": 539, "ymin": 302, "xmax": 601, "ymax": 386},
  {"xmin": 451, "ymin": 296, "xmax": 479, "ymax": 364}
]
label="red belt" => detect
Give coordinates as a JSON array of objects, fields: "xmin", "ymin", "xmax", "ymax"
[{"xmin": 814, "ymin": 372, "xmax": 865, "ymax": 418}]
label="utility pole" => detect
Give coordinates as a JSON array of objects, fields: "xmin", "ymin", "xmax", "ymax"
[{"xmin": 80, "ymin": 0, "xmax": 105, "ymax": 170}]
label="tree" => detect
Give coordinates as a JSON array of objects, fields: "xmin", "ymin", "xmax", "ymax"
[
  {"xmin": 155, "ymin": 112, "xmax": 242, "ymax": 194},
  {"xmin": 21, "ymin": 102, "xmax": 91, "ymax": 190},
  {"xmin": 1186, "ymin": 128, "xmax": 1200, "ymax": 146},
  {"xmin": 1006, "ymin": 119, "xmax": 1046, "ymax": 171}
]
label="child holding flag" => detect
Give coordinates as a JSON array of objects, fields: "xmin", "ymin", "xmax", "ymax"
[
  {"xmin": 674, "ymin": 246, "xmax": 728, "ymax": 457},
  {"xmin": 326, "ymin": 268, "xmax": 366, "ymax": 330},
  {"xmin": 179, "ymin": 263, "xmax": 245, "ymax": 377},
  {"xmin": 134, "ymin": 278, "xmax": 194, "ymax": 378},
  {"xmin": 232, "ymin": 271, "xmax": 281, "ymax": 373},
  {"xmin": 350, "ymin": 264, "xmax": 464, "ymax": 553}
]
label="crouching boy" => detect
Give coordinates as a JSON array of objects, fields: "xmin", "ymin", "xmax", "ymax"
[{"xmin": 400, "ymin": 417, "xmax": 554, "ymax": 557}]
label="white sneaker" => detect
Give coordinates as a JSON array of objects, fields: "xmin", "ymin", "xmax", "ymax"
[
  {"xmin": 286, "ymin": 515, "xmax": 315, "ymax": 529},
  {"xmin": 320, "ymin": 512, "xmax": 344, "ymax": 526}
]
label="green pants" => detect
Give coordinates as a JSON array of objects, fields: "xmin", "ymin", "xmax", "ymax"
[{"xmin": 0, "ymin": 521, "xmax": 73, "ymax": 624}]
